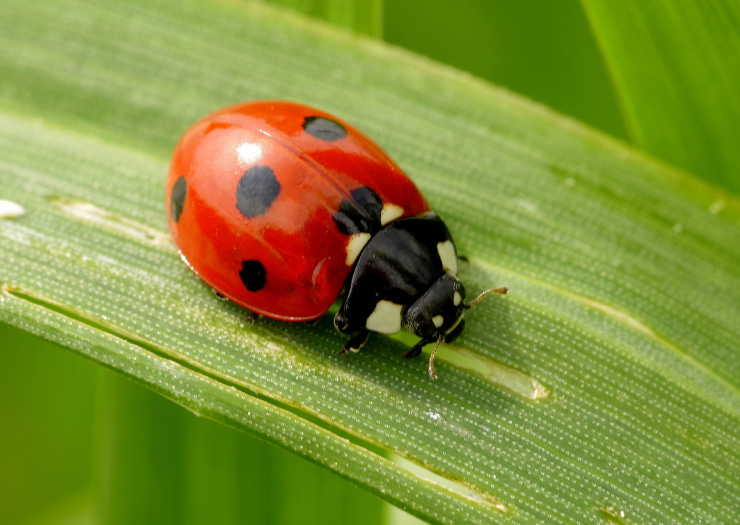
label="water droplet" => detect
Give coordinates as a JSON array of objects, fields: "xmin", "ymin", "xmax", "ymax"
[
  {"xmin": 0, "ymin": 200, "xmax": 25, "ymax": 219},
  {"xmin": 426, "ymin": 411, "xmax": 442, "ymax": 421},
  {"xmin": 600, "ymin": 504, "xmax": 632, "ymax": 525}
]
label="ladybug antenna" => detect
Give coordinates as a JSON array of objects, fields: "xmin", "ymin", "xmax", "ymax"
[
  {"xmin": 465, "ymin": 287, "xmax": 508, "ymax": 309},
  {"xmin": 428, "ymin": 334, "xmax": 444, "ymax": 380}
]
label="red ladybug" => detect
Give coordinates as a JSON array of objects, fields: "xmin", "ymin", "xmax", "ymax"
[{"xmin": 166, "ymin": 101, "xmax": 506, "ymax": 378}]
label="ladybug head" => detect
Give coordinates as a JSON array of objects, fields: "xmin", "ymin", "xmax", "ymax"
[
  {"xmin": 332, "ymin": 211, "xmax": 507, "ymax": 379},
  {"xmin": 402, "ymin": 272, "xmax": 467, "ymax": 343},
  {"xmin": 402, "ymin": 275, "xmax": 508, "ymax": 379}
]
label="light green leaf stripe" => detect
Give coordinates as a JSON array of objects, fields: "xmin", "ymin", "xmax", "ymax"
[
  {"xmin": 1, "ymin": 0, "xmax": 739, "ymax": 524},
  {"xmin": 580, "ymin": 0, "xmax": 740, "ymax": 193}
]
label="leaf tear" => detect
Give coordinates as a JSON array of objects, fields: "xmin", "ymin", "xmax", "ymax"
[
  {"xmin": 440, "ymin": 347, "xmax": 550, "ymax": 401},
  {"xmin": 50, "ymin": 197, "xmax": 172, "ymax": 248},
  {"xmin": 577, "ymin": 297, "xmax": 657, "ymax": 339},
  {"xmin": 392, "ymin": 454, "xmax": 509, "ymax": 514}
]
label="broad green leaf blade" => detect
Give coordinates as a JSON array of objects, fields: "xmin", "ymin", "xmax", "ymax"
[
  {"xmin": 580, "ymin": 0, "xmax": 740, "ymax": 194},
  {"xmin": 1, "ymin": 1, "xmax": 740, "ymax": 524}
]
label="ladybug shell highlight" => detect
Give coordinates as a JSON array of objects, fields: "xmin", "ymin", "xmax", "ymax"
[{"xmin": 166, "ymin": 101, "xmax": 429, "ymax": 321}]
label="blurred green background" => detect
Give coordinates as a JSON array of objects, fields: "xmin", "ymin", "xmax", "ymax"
[
  {"xmin": 385, "ymin": 0, "xmax": 625, "ymax": 139},
  {"xmin": 1, "ymin": 1, "xmax": 625, "ymax": 524}
]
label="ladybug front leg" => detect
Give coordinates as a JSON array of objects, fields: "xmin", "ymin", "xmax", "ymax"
[
  {"xmin": 403, "ymin": 335, "xmax": 437, "ymax": 359},
  {"xmin": 339, "ymin": 330, "xmax": 370, "ymax": 358}
]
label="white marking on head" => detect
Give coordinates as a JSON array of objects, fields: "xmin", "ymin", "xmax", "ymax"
[
  {"xmin": 0, "ymin": 200, "xmax": 25, "ymax": 219},
  {"xmin": 345, "ymin": 232, "xmax": 371, "ymax": 266},
  {"xmin": 365, "ymin": 300, "xmax": 403, "ymax": 334},
  {"xmin": 437, "ymin": 240, "xmax": 458, "ymax": 274},
  {"xmin": 453, "ymin": 291, "xmax": 462, "ymax": 306},
  {"xmin": 432, "ymin": 315, "xmax": 444, "ymax": 328},
  {"xmin": 380, "ymin": 204, "xmax": 404, "ymax": 225}
]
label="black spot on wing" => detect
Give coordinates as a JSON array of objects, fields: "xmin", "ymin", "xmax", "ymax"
[
  {"xmin": 239, "ymin": 259, "xmax": 267, "ymax": 292},
  {"xmin": 303, "ymin": 116, "xmax": 347, "ymax": 141},
  {"xmin": 332, "ymin": 186, "xmax": 383, "ymax": 235},
  {"xmin": 236, "ymin": 165, "xmax": 281, "ymax": 218},
  {"xmin": 170, "ymin": 176, "xmax": 187, "ymax": 223}
]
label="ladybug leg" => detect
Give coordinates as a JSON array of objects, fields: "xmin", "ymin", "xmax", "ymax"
[
  {"xmin": 247, "ymin": 312, "xmax": 259, "ymax": 326},
  {"xmin": 339, "ymin": 330, "xmax": 370, "ymax": 358},
  {"xmin": 404, "ymin": 336, "xmax": 436, "ymax": 359}
]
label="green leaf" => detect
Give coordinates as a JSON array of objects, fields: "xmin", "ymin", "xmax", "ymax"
[
  {"xmin": 1, "ymin": 1, "xmax": 739, "ymax": 524},
  {"xmin": 580, "ymin": 0, "xmax": 740, "ymax": 194}
]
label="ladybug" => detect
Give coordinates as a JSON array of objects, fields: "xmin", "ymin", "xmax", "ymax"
[{"xmin": 166, "ymin": 101, "xmax": 506, "ymax": 379}]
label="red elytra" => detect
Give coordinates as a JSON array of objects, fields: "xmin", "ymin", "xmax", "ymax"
[{"xmin": 166, "ymin": 100, "xmax": 429, "ymax": 321}]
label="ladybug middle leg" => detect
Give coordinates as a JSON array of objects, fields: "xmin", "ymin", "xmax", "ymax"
[{"xmin": 339, "ymin": 330, "xmax": 370, "ymax": 358}]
